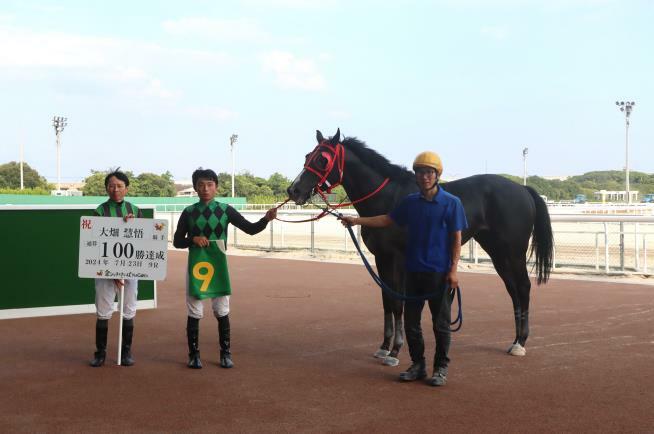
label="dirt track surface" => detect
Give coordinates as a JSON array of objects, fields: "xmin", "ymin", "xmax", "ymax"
[{"xmin": 1, "ymin": 251, "xmax": 653, "ymax": 433}]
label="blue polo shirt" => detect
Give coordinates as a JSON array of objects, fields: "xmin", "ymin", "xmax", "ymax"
[{"xmin": 389, "ymin": 188, "xmax": 468, "ymax": 273}]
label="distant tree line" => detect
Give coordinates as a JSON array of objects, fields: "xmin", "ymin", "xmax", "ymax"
[
  {"xmin": 3, "ymin": 161, "xmax": 653, "ymax": 202},
  {"xmin": 82, "ymin": 170, "xmax": 177, "ymax": 197},
  {"xmin": 498, "ymin": 171, "xmax": 654, "ymax": 201},
  {"xmin": 0, "ymin": 162, "xmax": 52, "ymax": 193}
]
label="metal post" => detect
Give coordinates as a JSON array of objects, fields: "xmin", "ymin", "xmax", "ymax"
[
  {"xmin": 643, "ymin": 234, "xmax": 648, "ymax": 274},
  {"xmin": 552, "ymin": 245, "xmax": 556, "ymax": 269},
  {"xmin": 229, "ymin": 134, "xmax": 238, "ymax": 198},
  {"xmin": 56, "ymin": 134, "xmax": 61, "ymax": 190},
  {"xmin": 604, "ymin": 222, "xmax": 610, "ymax": 273},
  {"xmin": 473, "ymin": 239, "xmax": 478, "ymax": 264},
  {"xmin": 233, "ymin": 226, "xmax": 238, "ymax": 248},
  {"xmin": 595, "ymin": 232, "xmax": 599, "ymax": 271},
  {"xmin": 52, "ymin": 116, "xmax": 67, "ymax": 191},
  {"xmin": 310, "ymin": 218, "xmax": 315, "ymax": 253},
  {"xmin": 280, "ymin": 220, "xmax": 285, "ymax": 248},
  {"xmin": 616, "ymin": 101, "xmax": 635, "ymax": 204},
  {"xmin": 19, "ymin": 142, "xmax": 24, "ymax": 190},
  {"xmin": 522, "ymin": 147, "xmax": 528, "ymax": 186},
  {"xmin": 620, "ymin": 222, "xmax": 624, "ymax": 271},
  {"xmin": 634, "ymin": 222, "xmax": 640, "ymax": 271},
  {"xmin": 269, "ymin": 219, "xmax": 274, "ymax": 251}
]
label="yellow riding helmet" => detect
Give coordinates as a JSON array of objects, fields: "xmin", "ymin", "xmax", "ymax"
[{"xmin": 413, "ymin": 151, "xmax": 443, "ymax": 175}]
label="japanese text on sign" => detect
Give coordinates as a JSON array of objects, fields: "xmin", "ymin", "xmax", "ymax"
[{"xmin": 78, "ymin": 216, "xmax": 169, "ymax": 280}]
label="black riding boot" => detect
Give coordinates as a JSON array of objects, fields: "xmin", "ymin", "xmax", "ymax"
[
  {"xmin": 121, "ymin": 318, "xmax": 135, "ymax": 366},
  {"xmin": 217, "ymin": 315, "xmax": 233, "ymax": 368},
  {"xmin": 187, "ymin": 316, "xmax": 202, "ymax": 369},
  {"xmin": 90, "ymin": 319, "xmax": 108, "ymax": 367}
]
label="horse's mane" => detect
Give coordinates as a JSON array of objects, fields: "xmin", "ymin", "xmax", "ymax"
[{"xmin": 342, "ymin": 137, "xmax": 414, "ymax": 181}]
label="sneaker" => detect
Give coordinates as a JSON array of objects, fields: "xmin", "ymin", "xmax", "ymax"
[
  {"xmin": 399, "ymin": 362, "xmax": 427, "ymax": 382},
  {"xmin": 428, "ymin": 367, "xmax": 448, "ymax": 387}
]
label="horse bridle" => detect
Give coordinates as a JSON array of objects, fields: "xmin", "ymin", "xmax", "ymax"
[
  {"xmin": 303, "ymin": 140, "xmax": 345, "ymax": 195},
  {"xmin": 303, "ymin": 140, "xmax": 389, "ymax": 208}
]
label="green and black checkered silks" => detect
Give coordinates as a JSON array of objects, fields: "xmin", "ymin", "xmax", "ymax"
[
  {"xmin": 185, "ymin": 200, "xmax": 232, "ymax": 298},
  {"xmin": 95, "ymin": 200, "xmax": 143, "ymax": 218},
  {"xmin": 185, "ymin": 200, "xmax": 229, "ymax": 242}
]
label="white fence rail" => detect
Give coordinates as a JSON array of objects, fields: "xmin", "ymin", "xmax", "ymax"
[{"xmin": 159, "ymin": 209, "xmax": 654, "ymax": 276}]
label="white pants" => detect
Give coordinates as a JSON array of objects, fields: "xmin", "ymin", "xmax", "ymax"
[
  {"xmin": 186, "ymin": 293, "xmax": 230, "ymax": 319},
  {"xmin": 185, "ymin": 272, "xmax": 230, "ymax": 319},
  {"xmin": 95, "ymin": 279, "xmax": 138, "ymax": 320}
]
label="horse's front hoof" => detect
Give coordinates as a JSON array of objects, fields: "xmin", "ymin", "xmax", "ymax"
[
  {"xmin": 382, "ymin": 356, "xmax": 400, "ymax": 366},
  {"xmin": 373, "ymin": 349, "xmax": 391, "ymax": 359},
  {"xmin": 508, "ymin": 343, "xmax": 527, "ymax": 356}
]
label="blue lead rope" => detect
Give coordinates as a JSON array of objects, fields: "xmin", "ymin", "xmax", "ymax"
[{"xmin": 341, "ymin": 221, "xmax": 463, "ymax": 332}]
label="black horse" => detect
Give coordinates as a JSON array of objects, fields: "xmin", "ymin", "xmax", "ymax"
[{"xmin": 287, "ymin": 129, "xmax": 553, "ymax": 365}]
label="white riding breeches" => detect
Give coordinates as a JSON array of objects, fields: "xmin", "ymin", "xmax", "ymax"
[
  {"xmin": 186, "ymin": 293, "xmax": 230, "ymax": 319},
  {"xmin": 95, "ymin": 279, "xmax": 138, "ymax": 320}
]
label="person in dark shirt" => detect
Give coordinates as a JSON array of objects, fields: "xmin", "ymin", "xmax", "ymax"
[
  {"xmin": 173, "ymin": 168, "xmax": 277, "ymax": 369},
  {"xmin": 90, "ymin": 170, "xmax": 143, "ymax": 368}
]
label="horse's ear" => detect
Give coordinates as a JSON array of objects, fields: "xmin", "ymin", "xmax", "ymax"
[
  {"xmin": 331, "ymin": 128, "xmax": 341, "ymax": 144},
  {"xmin": 316, "ymin": 130, "xmax": 324, "ymax": 143}
]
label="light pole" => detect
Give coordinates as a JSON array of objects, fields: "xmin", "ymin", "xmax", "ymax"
[
  {"xmin": 522, "ymin": 147, "xmax": 528, "ymax": 186},
  {"xmin": 616, "ymin": 101, "xmax": 635, "ymax": 204},
  {"xmin": 229, "ymin": 134, "xmax": 238, "ymax": 197},
  {"xmin": 20, "ymin": 141, "xmax": 24, "ymax": 190},
  {"xmin": 52, "ymin": 116, "xmax": 68, "ymax": 191}
]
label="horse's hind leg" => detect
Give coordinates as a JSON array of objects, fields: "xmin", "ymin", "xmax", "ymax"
[
  {"xmin": 512, "ymin": 261, "xmax": 531, "ymax": 350},
  {"xmin": 475, "ymin": 232, "xmax": 529, "ymax": 356}
]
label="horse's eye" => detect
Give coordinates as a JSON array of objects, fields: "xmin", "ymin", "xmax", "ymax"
[{"xmin": 314, "ymin": 155, "xmax": 328, "ymax": 170}]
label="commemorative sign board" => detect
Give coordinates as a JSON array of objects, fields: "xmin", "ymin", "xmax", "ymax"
[{"xmin": 78, "ymin": 216, "xmax": 168, "ymax": 280}]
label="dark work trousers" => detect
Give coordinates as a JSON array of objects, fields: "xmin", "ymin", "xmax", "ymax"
[{"xmin": 404, "ymin": 272, "xmax": 454, "ymax": 369}]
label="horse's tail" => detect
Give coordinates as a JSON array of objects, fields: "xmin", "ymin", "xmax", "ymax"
[{"xmin": 525, "ymin": 186, "xmax": 553, "ymax": 284}]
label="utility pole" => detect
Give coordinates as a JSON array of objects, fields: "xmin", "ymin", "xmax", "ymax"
[
  {"xmin": 229, "ymin": 134, "xmax": 238, "ymax": 197},
  {"xmin": 615, "ymin": 101, "xmax": 635, "ymax": 204},
  {"xmin": 20, "ymin": 141, "xmax": 24, "ymax": 190},
  {"xmin": 52, "ymin": 116, "xmax": 68, "ymax": 191},
  {"xmin": 522, "ymin": 147, "xmax": 528, "ymax": 186}
]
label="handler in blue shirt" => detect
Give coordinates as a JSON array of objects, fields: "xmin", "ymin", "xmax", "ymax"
[{"xmin": 341, "ymin": 151, "xmax": 467, "ymax": 386}]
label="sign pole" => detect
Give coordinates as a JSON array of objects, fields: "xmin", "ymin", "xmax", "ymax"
[{"xmin": 117, "ymin": 282, "xmax": 125, "ymax": 366}]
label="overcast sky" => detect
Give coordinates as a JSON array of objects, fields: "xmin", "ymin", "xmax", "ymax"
[{"xmin": 0, "ymin": 0, "xmax": 652, "ymax": 183}]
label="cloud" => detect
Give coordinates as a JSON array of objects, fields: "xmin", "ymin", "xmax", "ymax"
[
  {"xmin": 261, "ymin": 50, "xmax": 326, "ymax": 91},
  {"xmin": 162, "ymin": 17, "xmax": 270, "ymax": 43},
  {"xmin": 0, "ymin": 25, "xmax": 230, "ymax": 100}
]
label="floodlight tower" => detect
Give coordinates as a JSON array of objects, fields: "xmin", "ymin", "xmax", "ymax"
[
  {"xmin": 615, "ymin": 101, "xmax": 635, "ymax": 204},
  {"xmin": 522, "ymin": 147, "xmax": 528, "ymax": 186},
  {"xmin": 52, "ymin": 116, "xmax": 68, "ymax": 191},
  {"xmin": 230, "ymin": 134, "xmax": 238, "ymax": 197}
]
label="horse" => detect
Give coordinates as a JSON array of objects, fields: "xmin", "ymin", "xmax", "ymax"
[{"xmin": 287, "ymin": 128, "xmax": 553, "ymax": 366}]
